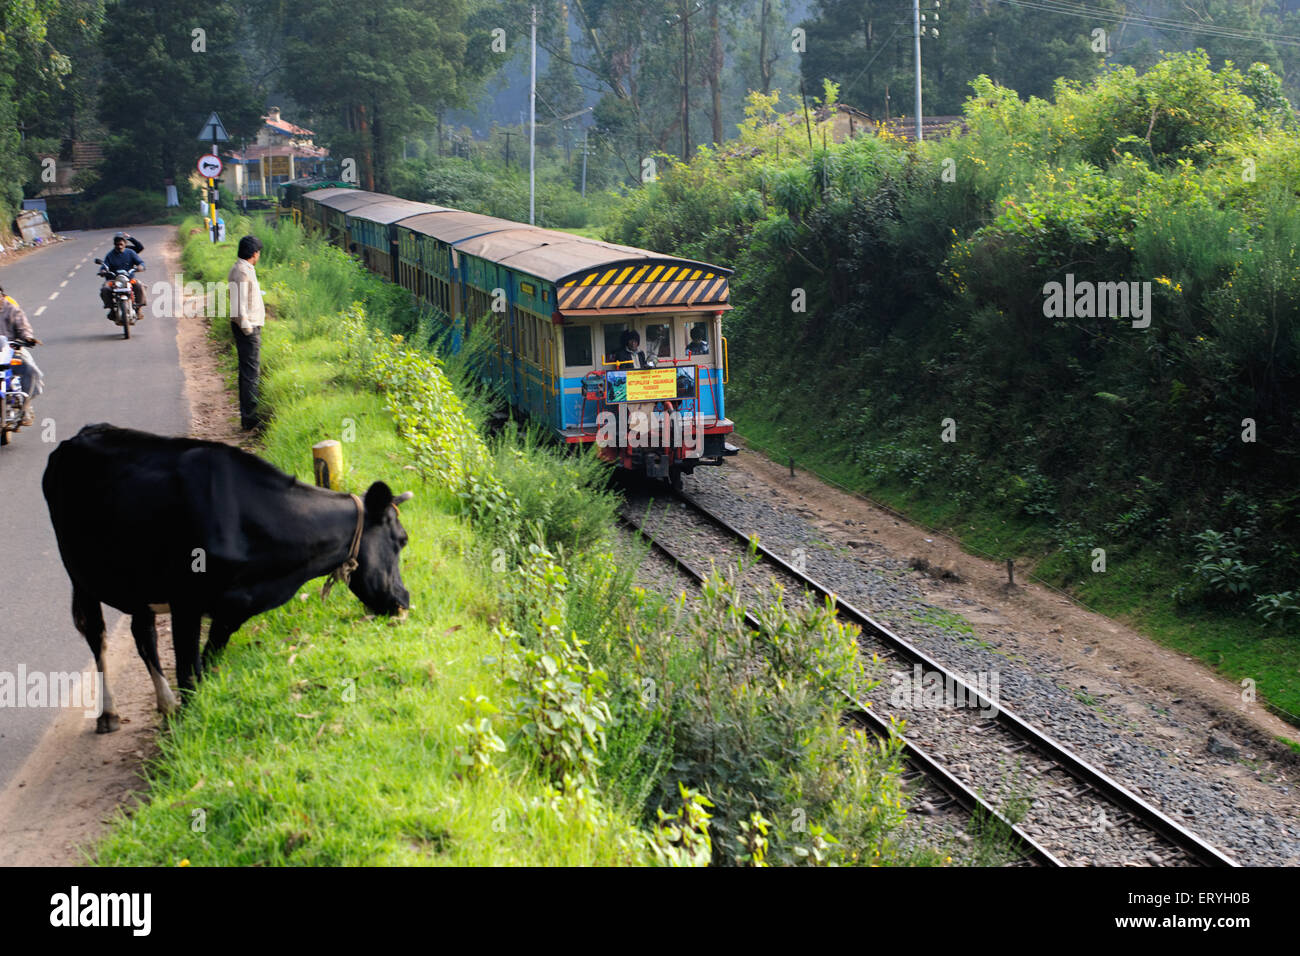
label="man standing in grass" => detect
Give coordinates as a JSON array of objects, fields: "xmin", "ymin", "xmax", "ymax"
[{"xmin": 228, "ymin": 235, "xmax": 265, "ymax": 431}]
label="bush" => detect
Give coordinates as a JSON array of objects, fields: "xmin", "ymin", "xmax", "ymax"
[
  {"xmin": 88, "ymin": 187, "xmax": 168, "ymax": 228},
  {"xmin": 1252, "ymin": 591, "xmax": 1299, "ymax": 626},
  {"xmin": 599, "ymin": 560, "xmax": 909, "ymax": 866},
  {"xmin": 1185, "ymin": 528, "xmax": 1259, "ymax": 600}
]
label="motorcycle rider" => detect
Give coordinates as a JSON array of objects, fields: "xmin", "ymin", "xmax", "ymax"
[
  {"xmin": 0, "ymin": 284, "xmax": 44, "ymax": 426},
  {"xmin": 99, "ymin": 232, "xmax": 146, "ymax": 318}
]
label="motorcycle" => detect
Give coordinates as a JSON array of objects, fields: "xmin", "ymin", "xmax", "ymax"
[
  {"xmin": 0, "ymin": 335, "xmax": 35, "ymax": 446},
  {"xmin": 94, "ymin": 258, "xmax": 142, "ymax": 339}
]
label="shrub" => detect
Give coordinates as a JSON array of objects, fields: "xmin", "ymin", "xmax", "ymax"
[
  {"xmin": 1185, "ymin": 528, "xmax": 1259, "ymax": 599},
  {"xmin": 88, "ymin": 187, "xmax": 168, "ymax": 228},
  {"xmin": 604, "ymin": 561, "xmax": 909, "ymax": 866},
  {"xmin": 1252, "ymin": 591, "xmax": 1299, "ymax": 625}
]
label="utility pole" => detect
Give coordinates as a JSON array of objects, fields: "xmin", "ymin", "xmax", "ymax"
[
  {"xmin": 913, "ymin": 0, "xmax": 922, "ymax": 142},
  {"xmin": 682, "ymin": 2, "xmax": 690, "ymax": 162},
  {"xmin": 913, "ymin": 0, "xmax": 940, "ymax": 143},
  {"xmin": 667, "ymin": 1, "xmax": 704, "ymax": 162},
  {"xmin": 529, "ymin": 3, "xmax": 537, "ymax": 225}
]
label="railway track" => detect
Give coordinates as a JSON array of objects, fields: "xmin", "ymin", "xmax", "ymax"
[{"xmin": 620, "ymin": 487, "xmax": 1239, "ymax": 868}]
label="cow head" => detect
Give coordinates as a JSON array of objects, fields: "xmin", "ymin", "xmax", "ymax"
[{"xmin": 350, "ymin": 482, "xmax": 413, "ymax": 615}]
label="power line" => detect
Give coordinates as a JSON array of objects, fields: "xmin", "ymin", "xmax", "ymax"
[
  {"xmin": 988, "ymin": 0, "xmax": 1300, "ymax": 48},
  {"xmin": 837, "ymin": 22, "xmax": 907, "ymax": 102}
]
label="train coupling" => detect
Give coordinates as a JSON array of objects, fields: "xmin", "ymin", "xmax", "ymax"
[{"xmin": 643, "ymin": 452, "xmax": 671, "ymax": 478}]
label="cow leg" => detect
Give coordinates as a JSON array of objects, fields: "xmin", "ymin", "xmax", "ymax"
[
  {"xmin": 170, "ymin": 607, "xmax": 204, "ymax": 696},
  {"xmin": 200, "ymin": 617, "xmax": 238, "ymax": 670},
  {"xmin": 72, "ymin": 588, "xmax": 118, "ymax": 734},
  {"xmin": 130, "ymin": 610, "xmax": 178, "ymax": 716}
]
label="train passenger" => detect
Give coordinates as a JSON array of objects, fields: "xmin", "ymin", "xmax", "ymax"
[
  {"xmin": 686, "ymin": 325, "xmax": 709, "ymax": 357},
  {"xmin": 613, "ymin": 329, "xmax": 651, "ymax": 368}
]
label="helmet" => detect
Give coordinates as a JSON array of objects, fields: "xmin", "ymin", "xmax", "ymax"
[{"xmin": 113, "ymin": 232, "xmax": 127, "ymax": 241}]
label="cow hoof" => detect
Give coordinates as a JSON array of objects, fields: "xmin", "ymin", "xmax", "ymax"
[{"xmin": 96, "ymin": 712, "xmax": 121, "ymax": 734}]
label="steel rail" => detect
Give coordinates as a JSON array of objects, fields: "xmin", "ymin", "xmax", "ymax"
[
  {"xmin": 646, "ymin": 491, "xmax": 1239, "ymax": 867},
  {"xmin": 617, "ymin": 512, "xmax": 1064, "ymax": 867}
]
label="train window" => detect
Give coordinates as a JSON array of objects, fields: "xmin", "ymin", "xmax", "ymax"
[
  {"xmin": 563, "ymin": 326, "xmax": 592, "ymax": 368},
  {"xmin": 686, "ymin": 320, "xmax": 710, "ymax": 358},
  {"xmin": 602, "ymin": 323, "xmax": 627, "ymax": 363},
  {"xmin": 644, "ymin": 323, "xmax": 672, "ymax": 362}
]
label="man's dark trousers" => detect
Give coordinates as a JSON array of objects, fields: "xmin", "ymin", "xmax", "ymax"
[{"xmin": 230, "ymin": 321, "xmax": 261, "ymax": 429}]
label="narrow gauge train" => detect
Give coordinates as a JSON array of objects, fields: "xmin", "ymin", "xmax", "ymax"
[{"xmin": 283, "ymin": 181, "xmax": 737, "ymax": 487}]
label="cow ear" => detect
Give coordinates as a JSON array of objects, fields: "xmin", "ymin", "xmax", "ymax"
[{"xmin": 363, "ymin": 481, "xmax": 394, "ymax": 519}]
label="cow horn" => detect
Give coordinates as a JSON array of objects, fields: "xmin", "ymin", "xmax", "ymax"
[{"xmin": 394, "ymin": 491, "xmax": 414, "ymax": 504}]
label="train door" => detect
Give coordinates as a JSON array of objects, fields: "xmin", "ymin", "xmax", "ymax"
[
  {"xmin": 683, "ymin": 316, "xmax": 719, "ymax": 421},
  {"xmin": 543, "ymin": 322, "xmax": 556, "ymax": 425},
  {"xmin": 562, "ymin": 322, "xmax": 596, "ymax": 429}
]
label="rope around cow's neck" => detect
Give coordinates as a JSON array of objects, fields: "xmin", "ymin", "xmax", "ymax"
[{"xmin": 321, "ymin": 493, "xmax": 365, "ymax": 600}]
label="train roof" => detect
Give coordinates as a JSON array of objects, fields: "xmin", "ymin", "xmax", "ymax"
[
  {"xmin": 301, "ymin": 187, "xmax": 366, "ymax": 205},
  {"xmin": 347, "ymin": 199, "xmax": 444, "ymax": 225},
  {"xmin": 311, "ymin": 190, "xmax": 391, "ymax": 212},
  {"xmin": 398, "ymin": 210, "xmax": 534, "ymax": 244},
  {"xmin": 453, "ymin": 228, "xmax": 732, "ymax": 285}
]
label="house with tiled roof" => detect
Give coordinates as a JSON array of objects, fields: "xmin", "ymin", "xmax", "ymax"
[
  {"xmin": 808, "ymin": 104, "xmax": 967, "ymax": 143},
  {"xmin": 223, "ymin": 107, "xmax": 329, "ymax": 197}
]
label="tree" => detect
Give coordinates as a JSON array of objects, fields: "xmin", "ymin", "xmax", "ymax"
[
  {"xmin": 800, "ymin": 0, "xmax": 1122, "ymax": 118},
  {"xmin": 95, "ymin": 0, "xmax": 262, "ymax": 191},
  {"xmin": 263, "ymin": 0, "xmax": 500, "ymax": 192},
  {"xmin": 1, "ymin": 0, "xmax": 63, "ymax": 216}
]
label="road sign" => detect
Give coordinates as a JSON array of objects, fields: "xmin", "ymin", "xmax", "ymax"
[
  {"xmin": 197, "ymin": 154, "xmax": 223, "ymax": 178},
  {"xmin": 197, "ymin": 111, "xmax": 230, "ymax": 142}
]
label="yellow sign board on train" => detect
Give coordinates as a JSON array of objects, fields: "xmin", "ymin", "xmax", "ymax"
[{"xmin": 624, "ymin": 367, "xmax": 678, "ymax": 402}]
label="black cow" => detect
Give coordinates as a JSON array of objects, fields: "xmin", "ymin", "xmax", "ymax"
[{"xmin": 42, "ymin": 423, "xmax": 413, "ymax": 733}]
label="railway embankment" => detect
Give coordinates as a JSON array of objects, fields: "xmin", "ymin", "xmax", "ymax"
[{"xmin": 94, "ymin": 217, "xmax": 925, "ymax": 866}]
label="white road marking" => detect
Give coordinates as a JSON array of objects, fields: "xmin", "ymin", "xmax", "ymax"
[
  {"xmin": 66, "ymin": 271, "xmax": 75, "ymax": 278},
  {"xmin": 48, "ymin": 291, "xmax": 59, "ymax": 300},
  {"xmin": 59, "ymin": 280, "xmax": 68, "ymax": 288},
  {"xmin": 34, "ymin": 306, "xmax": 46, "ymax": 317}
]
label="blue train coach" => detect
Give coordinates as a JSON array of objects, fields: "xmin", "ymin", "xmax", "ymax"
[{"xmin": 293, "ymin": 186, "xmax": 737, "ymax": 487}]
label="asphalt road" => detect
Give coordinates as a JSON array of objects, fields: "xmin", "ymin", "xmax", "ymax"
[{"xmin": 0, "ymin": 226, "xmax": 189, "ymax": 787}]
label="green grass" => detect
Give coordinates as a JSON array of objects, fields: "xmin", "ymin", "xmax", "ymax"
[
  {"xmin": 93, "ymin": 219, "xmax": 648, "ymax": 865},
  {"xmin": 733, "ymin": 404, "xmax": 1300, "ymax": 737},
  {"xmin": 907, "ymin": 607, "xmax": 976, "ymax": 636}
]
